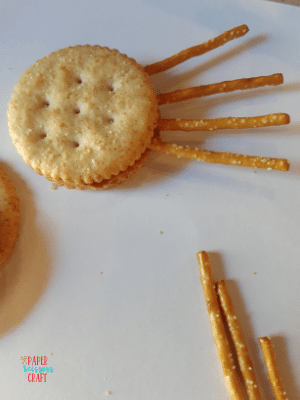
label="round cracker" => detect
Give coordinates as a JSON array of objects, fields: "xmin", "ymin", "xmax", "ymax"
[
  {"xmin": 8, "ymin": 45, "xmax": 158, "ymax": 186},
  {"xmin": 0, "ymin": 169, "xmax": 20, "ymax": 268}
]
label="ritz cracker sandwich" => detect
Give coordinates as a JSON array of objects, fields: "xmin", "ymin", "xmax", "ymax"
[{"xmin": 7, "ymin": 25, "xmax": 290, "ymax": 191}]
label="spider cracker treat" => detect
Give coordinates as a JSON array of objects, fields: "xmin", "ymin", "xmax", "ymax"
[
  {"xmin": 8, "ymin": 26, "xmax": 290, "ymax": 191},
  {"xmin": 0, "ymin": 170, "xmax": 20, "ymax": 268},
  {"xmin": 8, "ymin": 45, "xmax": 158, "ymax": 190}
]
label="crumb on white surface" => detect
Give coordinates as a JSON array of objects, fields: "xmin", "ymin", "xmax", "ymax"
[
  {"xmin": 49, "ymin": 353, "xmax": 53, "ymax": 356},
  {"xmin": 50, "ymin": 183, "xmax": 58, "ymax": 190},
  {"xmin": 159, "ymin": 231, "xmax": 163, "ymax": 235},
  {"xmin": 105, "ymin": 391, "xmax": 111, "ymax": 395}
]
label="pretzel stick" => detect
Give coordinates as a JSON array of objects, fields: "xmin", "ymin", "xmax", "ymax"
[
  {"xmin": 217, "ymin": 280, "xmax": 261, "ymax": 400},
  {"xmin": 144, "ymin": 25, "xmax": 249, "ymax": 75},
  {"xmin": 259, "ymin": 337, "xmax": 288, "ymax": 400},
  {"xmin": 158, "ymin": 74, "xmax": 283, "ymax": 105},
  {"xmin": 197, "ymin": 251, "xmax": 245, "ymax": 400},
  {"xmin": 148, "ymin": 137, "xmax": 290, "ymax": 171},
  {"xmin": 157, "ymin": 113, "xmax": 290, "ymax": 132}
]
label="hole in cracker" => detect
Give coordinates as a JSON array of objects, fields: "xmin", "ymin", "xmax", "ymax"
[
  {"xmin": 41, "ymin": 100, "xmax": 50, "ymax": 108},
  {"xmin": 39, "ymin": 132, "xmax": 47, "ymax": 139},
  {"xmin": 100, "ymin": 80, "xmax": 114, "ymax": 92},
  {"xmin": 74, "ymin": 107, "xmax": 80, "ymax": 114},
  {"xmin": 76, "ymin": 78, "xmax": 82, "ymax": 84},
  {"xmin": 73, "ymin": 141, "xmax": 79, "ymax": 148},
  {"xmin": 104, "ymin": 116, "xmax": 114, "ymax": 124}
]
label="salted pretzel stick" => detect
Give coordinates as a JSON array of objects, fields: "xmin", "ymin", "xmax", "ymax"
[
  {"xmin": 197, "ymin": 251, "xmax": 245, "ymax": 400},
  {"xmin": 217, "ymin": 280, "xmax": 261, "ymax": 400},
  {"xmin": 157, "ymin": 113, "xmax": 290, "ymax": 132},
  {"xmin": 144, "ymin": 24, "xmax": 249, "ymax": 75},
  {"xmin": 259, "ymin": 337, "xmax": 288, "ymax": 400},
  {"xmin": 148, "ymin": 137, "xmax": 290, "ymax": 171},
  {"xmin": 158, "ymin": 74, "xmax": 283, "ymax": 105}
]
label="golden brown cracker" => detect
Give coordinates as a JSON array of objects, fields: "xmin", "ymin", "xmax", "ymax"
[
  {"xmin": 0, "ymin": 169, "xmax": 20, "ymax": 268},
  {"xmin": 8, "ymin": 45, "xmax": 158, "ymax": 188}
]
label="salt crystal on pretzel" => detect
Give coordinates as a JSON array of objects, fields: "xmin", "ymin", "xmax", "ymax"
[
  {"xmin": 145, "ymin": 25, "xmax": 249, "ymax": 75},
  {"xmin": 197, "ymin": 251, "xmax": 245, "ymax": 400},
  {"xmin": 259, "ymin": 336, "xmax": 288, "ymax": 400},
  {"xmin": 217, "ymin": 280, "xmax": 261, "ymax": 400}
]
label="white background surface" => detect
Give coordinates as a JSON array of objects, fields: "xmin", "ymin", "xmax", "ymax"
[{"xmin": 1, "ymin": 0, "xmax": 300, "ymax": 399}]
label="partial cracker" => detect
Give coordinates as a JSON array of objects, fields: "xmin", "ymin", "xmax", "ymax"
[{"xmin": 0, "ymin": 170, "xmax": 20, "ymax": 268}]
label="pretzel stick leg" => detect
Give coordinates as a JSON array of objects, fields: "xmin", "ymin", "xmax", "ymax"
[
  {"xmin": 148, "ymin": 137, "xmax": 290, "ymax": 171},
  {"xmin": 157, "ymin": 113, "xmax": 290, "ymax": 132},
  {"xmin": 259, "ymin": 337, "xmax": 288, "ymax": 400},
  {"xmin": 197, "ymin": 251, "xmax": 245, "ymax": 400},
  {"xmin": 217, "ymin": 280, "xmax": 261, "ymax": 400},
  {"xmin": 158, "ymin": 74, "xmax": 283, "ymax": 105},
  {"xmin": 145, "ymin": 25, "xmax": 249, "ymax": 75}
]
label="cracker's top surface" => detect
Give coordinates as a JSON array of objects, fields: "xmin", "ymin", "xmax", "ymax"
[{"xmin": 8, "ymin": 45, "xmax": 158, "ymax": 185}]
